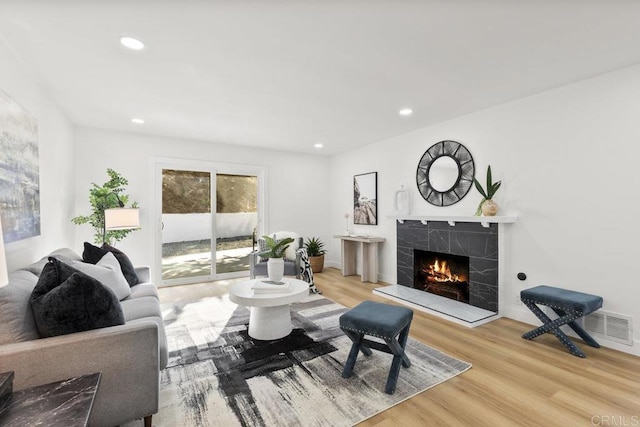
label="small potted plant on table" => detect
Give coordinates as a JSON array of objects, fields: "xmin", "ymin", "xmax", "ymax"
[
  {"xmin": 304, "ymin": 237, "xmax": 327, "ymax": 273},
  {"xmin": 257, "ymin": 236, "xmax": 294, "ymax": 282}
]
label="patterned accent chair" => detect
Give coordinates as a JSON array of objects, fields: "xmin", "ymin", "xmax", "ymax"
[{"xmin": 249, "ymin": 231, "xmax": 303, "ymax": 279}]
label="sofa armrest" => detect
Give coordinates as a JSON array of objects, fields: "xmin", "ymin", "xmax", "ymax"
[
  {"xmin": 0, "ymin": 322, "xmax": 160, "ymax": 427},
  {"xmin": 135, "ymin": 265, "xmax": 151, "ymax": 283}
]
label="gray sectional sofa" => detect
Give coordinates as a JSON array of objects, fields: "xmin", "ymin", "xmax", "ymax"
[{"xmin": 0, "ymin": 248, "xmax": 168, "ymax": 427}]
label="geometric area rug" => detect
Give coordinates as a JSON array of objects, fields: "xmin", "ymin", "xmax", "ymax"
[{"xmin": 125, "ymin": 293, "xmax": 471, "ymax": 427}]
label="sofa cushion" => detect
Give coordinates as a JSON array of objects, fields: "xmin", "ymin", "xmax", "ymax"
[
  {"xmin": 126, "ymin": 283, "xmax": 159, "ymax": 300},
  {"xmin": 30, "ymin": 258, "xmax": 125, "ymax": 338},
  {"xmin": 70, "ymin": 252, "xmax": 132, "ymax": 301},
  {"xmin": 83, "ymin": 242, "xmax": 139, "ymax": 286},
  {"xmin": 22, "ymin": 248, "xmax": 83, "ymax": 276},
  {"xmin": 120, "ymin": 296, "xmax": 162, "ymax": 322},
  {"xmin": 0, "ymin": 270, "xmax": 40, "ymax": 345}
]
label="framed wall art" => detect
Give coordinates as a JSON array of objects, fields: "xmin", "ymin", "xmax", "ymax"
[
  {"xmin": 0, "ymin": 90, "xmax": 40, "ymax": 243},
  {"xmin": 353, "ymin": 172, "xmax": 377, "ymax": 225}
]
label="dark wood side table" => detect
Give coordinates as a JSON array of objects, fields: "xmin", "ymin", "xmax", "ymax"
[{"xmin": 0, "ymin": 372, "xmax": 101, "ymax": 427}]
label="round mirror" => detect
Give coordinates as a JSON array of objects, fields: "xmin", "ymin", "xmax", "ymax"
[
  {"xmin": 416, "ymin": 140, "xmax": 475, "ymax": 207},
  {"xmin": 428, "ymin": 156, "xmax": 459, "ymax": 192}
]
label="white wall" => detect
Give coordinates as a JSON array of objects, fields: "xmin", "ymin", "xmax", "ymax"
[
  {"xmin": 162, "ymin": 212, "xmax": 257, "ymax": 243},
  {"xmin": 73, "ymin": 128, "xmax": 332, "ymax": 282},
  {"xmin": 0, "ymin": 39, "xmax": 76, "ymax": 271},
  {"xmin": 330, "ymin": 64, "xmax": 640, "ymax": 354}
]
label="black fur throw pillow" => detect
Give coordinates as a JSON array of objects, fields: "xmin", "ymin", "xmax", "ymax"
[
  {"xmin": 30, "ymin": 257, "xmax": 125, "ymax": 338},
  {"xmin": 83, "ymin": 242, "xmax": 139, "ymax": 286}
]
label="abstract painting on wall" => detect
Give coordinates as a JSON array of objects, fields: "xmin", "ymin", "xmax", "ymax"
[
  {"xmin": 353, "ymin": 172, "xmax": 377, "ymax": 225},
  {"xmin": 0, "ymin": 90, "xmax": 40, "ymax": 243}
]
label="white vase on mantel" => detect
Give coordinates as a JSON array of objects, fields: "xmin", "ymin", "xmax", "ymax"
[
  {"xmin": 394, "ymin": 185, "xmax": 411, "ymax": 215},
  {"xmin": 267, "ymin": 258, "xmax": 285, "ymax": 282}
]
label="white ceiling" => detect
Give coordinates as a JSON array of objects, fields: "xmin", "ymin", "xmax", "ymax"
[{"xmin": 1, "ymin": 1, "xmax": 640, "ymax": 155}]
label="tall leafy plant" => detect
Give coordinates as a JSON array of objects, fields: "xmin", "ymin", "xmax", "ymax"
[
  {"xmin": 72, "ymin": 169, "xmax": 138, "ymax": 245},
  {"xmin": 473, "ymin": 165, "xmax": 501, "ymax": 216}
]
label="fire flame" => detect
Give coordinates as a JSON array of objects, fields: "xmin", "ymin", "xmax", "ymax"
[{"xmin": 424, "ymin": 258, "xmax": 462, "ymax": 283}]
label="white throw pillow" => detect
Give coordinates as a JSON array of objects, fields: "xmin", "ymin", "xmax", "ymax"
[
  {"xmin": 71, "ymin": 252, "xmax": 132, "ymax": 301},
  {"xmin": 271, "ymin": 231, "xmax": 300, "ymax": 261}
]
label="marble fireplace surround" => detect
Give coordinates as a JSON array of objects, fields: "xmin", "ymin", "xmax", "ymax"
[
  {"xmin": 399, "ymin": 219, "xmax": 499, "ymax": 311},
  {"xmin": 375, "ymin": 215, "xmax": 516, "ymax": 326}
]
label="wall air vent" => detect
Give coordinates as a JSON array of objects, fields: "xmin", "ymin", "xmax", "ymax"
[{"xmin": 580, "ymin": 310, "xmax": 633, "ymax": 346}]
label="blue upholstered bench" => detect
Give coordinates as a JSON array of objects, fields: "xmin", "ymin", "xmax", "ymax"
[
  {"xmin": 520, "ymin": 285, "xmax": 603, "ymax": 358},
  {"xmin": 339, "ymin": 301, "xmax": 413, "ymax": 394}
]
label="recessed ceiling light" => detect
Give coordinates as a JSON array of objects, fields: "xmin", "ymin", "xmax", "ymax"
[
  {"xmin": 399, "ymin": 108, "xmax": 413, "ymax": 116},
  {"xmin": 131, "ymin": 118, "xmax": 144, "ymax": 124},
  {"xmin": 314, "ymin": 143, "xmax": 324, "ymax": 149},
  {"xmin": 120, "ymin": 36, "xmax": 145, "ymax": 50}
]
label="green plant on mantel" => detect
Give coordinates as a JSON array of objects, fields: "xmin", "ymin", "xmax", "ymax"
[
  {"xmin": 72, "ymin": 168, "xmax": 138, "ymax": 245},
  {"xmin": 473, "ymin": 165, "xmax": 501, "ymax": 216}
]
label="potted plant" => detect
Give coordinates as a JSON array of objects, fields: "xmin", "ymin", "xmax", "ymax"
[
  {"xmin": 473, "ymin": 165, "xmax": 502, "ymax": 216},
  {"xmin": 72, "ymin": 168, "xmax": 138, "ymax": 244},
  {"xmin": 257, "ymin": 235, "xmax": 294, "ymax": 282},
  {"xmin": 304, "ymin": 237, "xmax": 327, "ymax": 273}
]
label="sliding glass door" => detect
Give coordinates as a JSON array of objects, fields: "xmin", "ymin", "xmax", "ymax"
[
  {"xmin": 214, "ymin": 174, "xmax": 257, "ymax": 275},
  {"xmin": 161, "ymin": 168, "xmax": 214, "ymax": 282},
  {"xmin": 155, "ymin": 160, "xmax": 264, "ymax": 286}
]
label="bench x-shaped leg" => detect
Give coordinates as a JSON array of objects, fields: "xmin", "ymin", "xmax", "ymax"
[
  {"xmin": 384, "ymin": 324, "xmax": 411, "ymax": 394},
  {"xmin": 522, "ymin": 301, "xmax": 590, "ymax": 358},
  {"xmin": 341, "ymin": 326, "xmax": 412, "ymax": 394},
  {"xmin": 341, "ymin": 330, "xmax": 372, "ymax": 378},
  {"xmin": 550, "ymin": 307, "xmax": 600, "ymax": 348}
]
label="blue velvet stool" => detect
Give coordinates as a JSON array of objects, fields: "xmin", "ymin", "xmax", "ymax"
[
  {"xmin": 521, "ymin": 285, "xmax": 603, "ymax": 358},
  {"xmin": 339, "ymin": 301, "xmax": 413, "ymax": 394}
]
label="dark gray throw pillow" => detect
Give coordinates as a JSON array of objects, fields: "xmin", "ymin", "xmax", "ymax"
[
  {"xmin": 82, "ymin": 242, "xmax": 139, "ymax": 286},
  {"xmin": 30, "ymin": 257, "xmax": 125, "ymax": 338}
]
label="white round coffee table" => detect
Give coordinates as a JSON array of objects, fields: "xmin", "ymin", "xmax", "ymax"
[{"xmin": 229, "ymin": 278, "xmax": 309, "ymax": 340}]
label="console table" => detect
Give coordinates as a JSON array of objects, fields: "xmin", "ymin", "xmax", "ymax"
[{"xmin": 334, "ymin": 235, "xmax": 385, "ymax": 283}]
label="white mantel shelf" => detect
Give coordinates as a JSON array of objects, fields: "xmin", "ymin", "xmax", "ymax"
[{"xmin": 388, "ymin": 215, "xmax": 518, "ymax": 228}]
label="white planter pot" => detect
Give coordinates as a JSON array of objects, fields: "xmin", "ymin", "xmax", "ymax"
[{"xmin": 267, "ymin": 258, "xmax": 285, "ymax": 282}]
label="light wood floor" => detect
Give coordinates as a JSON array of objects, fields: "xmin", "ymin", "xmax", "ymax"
[{"xmin": 159, "ymin": 268, "xmax": 640, "ymax": 427}]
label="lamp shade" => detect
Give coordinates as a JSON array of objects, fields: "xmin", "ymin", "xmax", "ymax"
[
  {"xmin": 104, "ymin": 208, "xmax": 140, "ymax": 230},
  {"xmin": 0, "ymin": 217, "xmax": 8, "ymax": 287}
]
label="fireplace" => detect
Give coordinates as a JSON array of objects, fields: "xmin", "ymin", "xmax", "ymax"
[
  {"xmin": 374, "ymin": 219, "xmax": 509, "ymax": 325},
  {"xmin": 414, "ymin": 250, "xmax": 470, "ymax": 303},
  {"xmin": 396, "ymin": 220, "xmax": 499, "ymax": 312}
]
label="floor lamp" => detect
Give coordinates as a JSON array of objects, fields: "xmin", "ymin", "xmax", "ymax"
[
  {"xmin": 0, "ymin": 217, "xmax": 9, "ymax": 287},
  {"xmin": 104, "ymin": 207, "xmax": 140, "ymax": 235}
]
